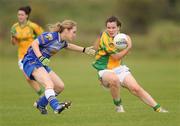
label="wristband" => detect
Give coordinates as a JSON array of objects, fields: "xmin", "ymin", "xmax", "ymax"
[{"xmin": 82, "ymin": 47, "xmax": 86, "ymax": 53}]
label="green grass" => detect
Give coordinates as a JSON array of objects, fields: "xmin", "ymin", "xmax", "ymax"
[{"xmin": 0, "ymin": 54, "xmax": 179, "ymax": 126}]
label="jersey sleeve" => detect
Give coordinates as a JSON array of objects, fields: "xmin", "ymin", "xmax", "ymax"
[
  {"xmin": 30, "ymin": 22, "xmax": 44, "ymax": 37},
  {"xmin": 10, "ymin": 24, "xmax": 17, "ymax": 36},
  {"xmin": 37, "ymin": 32, "xmax": 55, "ymax": 46}
]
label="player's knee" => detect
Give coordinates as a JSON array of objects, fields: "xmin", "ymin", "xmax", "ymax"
[
  {"xmin": 55, "ymin": 84, "xmax": 64, "ymax": 92},
  {"xmin": 130, "ymin": 86, "xmax": 142, "ymax": 96},
  {"xmin": 108, "ymin": 77, "xmax": 120, "ymax": 88},
  {"xmin": 43, "ymin": 79, "xmax": 54, "ymax": 89},
  {"xmin": 26, "ymin": 77, "xmax": 31, "ymax": 82}
]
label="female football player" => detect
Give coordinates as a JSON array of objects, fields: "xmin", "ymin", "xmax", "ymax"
[
  {"xmin": 22, "ymin": 20, "xmax": 95, "ymax": 114},
  {"xmin": 92, "ymin": 16, "xmax": 168, "ymax": 112},
  {"xmin": 11, "ymin": 6, "xmax": 44, "ymax": 96}
]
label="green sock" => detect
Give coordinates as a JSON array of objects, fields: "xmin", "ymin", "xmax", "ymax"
[
  {"xmin": 37, "ymin": 87, "xmax": 45, "ymax": 96},
  {"xmin": 153, "ymin": 104, "xmax": 161, "ymax": 111},
  {"xmin": 113, "ymin": 99, "xmax": 122, "ymax": 106}
]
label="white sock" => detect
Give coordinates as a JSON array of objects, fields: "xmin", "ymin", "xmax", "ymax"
[{"xmin": 45, "ymin": 89, "xmax": 55, "ymax": 99}]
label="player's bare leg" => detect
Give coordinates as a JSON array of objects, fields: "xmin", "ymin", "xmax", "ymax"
[
  {"xmin": 123, "ymin": 74, "xmax": 168, "ymax": 112},
  {"xmin": 101, "ymin": 72, "xmax": 125, "ymax": 112}
]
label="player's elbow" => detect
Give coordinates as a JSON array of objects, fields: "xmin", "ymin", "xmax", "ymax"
[
  {"xmin": 31, "ymin": 39, "xmax": 39, "ymax": 48},
  {"xmin": 11, "ymin": 37, "xmax": 17, "ymax": 45}
]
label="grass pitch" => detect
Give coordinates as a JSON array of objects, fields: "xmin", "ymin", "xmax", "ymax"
[{"xmin": 0, "ymin": 54, "xmax": 179, "ymax": 126}]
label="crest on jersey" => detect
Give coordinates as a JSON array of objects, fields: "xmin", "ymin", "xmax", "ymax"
[
  {"xmin": 109, "ymin": 42, "xmax": 115, "ymax": 48},
  {"xmin": 45, "ymin": 33, "xmax": 53, "ymax": 40}
]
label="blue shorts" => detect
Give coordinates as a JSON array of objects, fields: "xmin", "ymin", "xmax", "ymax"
[{"xmin": 22, "ymin": 56, "xmax": 51, "ymax": 80}]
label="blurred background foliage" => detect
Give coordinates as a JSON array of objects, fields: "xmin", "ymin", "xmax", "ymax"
[{"xmin": 0, "ymin": 0, "xmax": 180, "ymax": 58}]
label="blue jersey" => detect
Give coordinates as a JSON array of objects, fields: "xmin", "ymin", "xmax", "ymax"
[
  {"xmin": 26, "ymin": 32, "xmax": 68, "ymax": 59},
  {"xmin": 22, "ymin": 32, "xmax": 68, "ymax": 80}
]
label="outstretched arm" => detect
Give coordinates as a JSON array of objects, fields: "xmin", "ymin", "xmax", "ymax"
[
  {"xmin": 66, "ymin": 43, "xmax": 84, "ymax": 52},
  {"xmin": 67, "ymin": 43, "xmax": 95, "ymax": 55}
]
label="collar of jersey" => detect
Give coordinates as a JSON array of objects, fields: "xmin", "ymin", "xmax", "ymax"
[{"xmin": 18, "ymin": 20, "xmax": 29, "ymax": 28}]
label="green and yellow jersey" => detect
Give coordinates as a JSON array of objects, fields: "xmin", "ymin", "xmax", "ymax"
[
  {"xmin": 92, "ymin": 31, "xmax": 122, "ymax": 71},
  {"xmin": 11, "ymin": 20, "xmax": 43, "ymax": 60}
]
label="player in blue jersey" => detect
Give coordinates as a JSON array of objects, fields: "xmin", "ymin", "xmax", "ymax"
[{"xmin": 22, "ymin": 20, "xmax": 95, "ymax": 114}]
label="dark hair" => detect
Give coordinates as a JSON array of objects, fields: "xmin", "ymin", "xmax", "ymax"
[
  {"xmin": 18, "ymin": 6, "xmax": 31, "ymax": 18},
  {"xmin": 105, "ymin": 16, "xmax": 121, "ymax": 27}
]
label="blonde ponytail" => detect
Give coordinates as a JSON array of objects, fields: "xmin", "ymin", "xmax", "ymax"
[
  {"xmin": 48, "ymin": 20, "xmax": 77, "ymax": 33},
  {"xmin": 48, "ymin": 22, "xmax": 62, "ymax": 32}
]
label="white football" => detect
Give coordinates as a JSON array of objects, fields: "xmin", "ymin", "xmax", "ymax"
[{"xmin": 113, "ymin": 33, "xmax": 128, "ymax": 50}]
